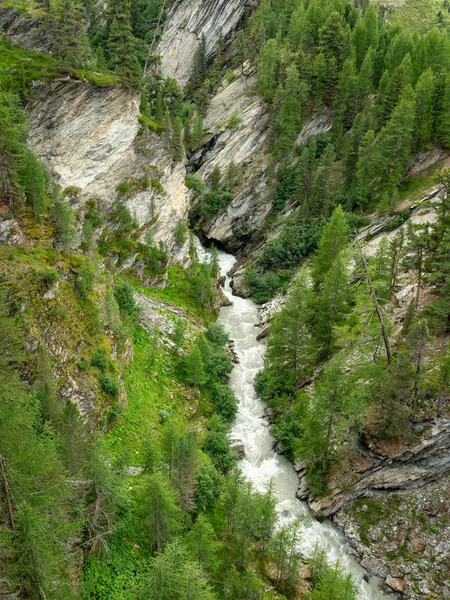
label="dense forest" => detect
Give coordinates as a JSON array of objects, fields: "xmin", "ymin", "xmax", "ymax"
[{"xmin": 1, "ymin": 0, "xmax": 450, "ymax": 598}]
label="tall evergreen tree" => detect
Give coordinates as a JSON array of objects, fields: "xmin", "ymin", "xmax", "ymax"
[{"xmin": 108, "ymin": 0, "xmax": 141, "ymax": 87}]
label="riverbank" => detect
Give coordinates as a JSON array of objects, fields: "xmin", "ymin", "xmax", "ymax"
[
  {"xmin": 254, "ymin": 299, "xmax": 450, "ymax": 599},
  {"xmin": 333, "ymin": 479, "xmax": 450, "ymax": 599},
  {"xmin": 217, "ymin": 250, "xmax": 387, "ymax": 600}
]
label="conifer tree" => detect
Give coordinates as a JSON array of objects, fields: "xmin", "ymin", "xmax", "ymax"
[
  {"xmin": 52, "ymin": 190, "xmax": 77, "ymax": 251},
  {"xmin": 54, "ymin": 0, "xmax": 88, "ymax": 63},
  {"xmin": 172, "ymin": 116, "xmax": 185, "ymax": 161},
  {"xmin": 0, "ymin": 93, "xmax": 26, "ymax": 210},
  {"xmin": 108, "ymin": 0, "xmax": 141, "ymax": 87},
  {"xmin": 139, "ymin": 471, "xmax": 182, "ymax": 552},
  {"xmin": 19, "ymin": 148, "xmax": 48, "ymax": 219},
  {"xmin": 257, "ymin": 38, "xmax": 278, "ymax": 102},
  {"xmin": 312, "ymin": 205, "xmax": 349, "ymax": 289},
  {"xmin": 413, "ymin": 69, "xmax": 435, "ymax": 151},
  {"xmin": 192, "ymin": 34, "xmax": 207, "ymax": 88},
  {"xmin": 434, "ymin": 73, "xmax": 450, "ymax": 148},
  {"xmin": 274, "ymin": 66, "xmax": 307, "ymax": 154},
  {"xmin": 266, "ymin": 269, "xmax": 314, "ymax": 388}
]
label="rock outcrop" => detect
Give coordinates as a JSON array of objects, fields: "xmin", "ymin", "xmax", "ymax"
[
  {"xmin": 26, "ymin": 79, "xmax": 190, "ymax": 264},
  {"xmin": 297, "ymin": 420, "xmax": 450, "ymax": 518},
  {"xmin": 0, "ymin": 7, "xmax": 53, "ymax": 53},
  {"xmin": 191, "ymin": 70, "xmax": 272, "ymax": 251},
  {"xmin": 157, "ymin": 0, "xmax": 252, "ymax": 87}
]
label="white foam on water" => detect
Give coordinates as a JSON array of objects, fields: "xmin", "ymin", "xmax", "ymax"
[{"xmin": 195, "ymin": 238, "xmax": 387, "ymax": 599}]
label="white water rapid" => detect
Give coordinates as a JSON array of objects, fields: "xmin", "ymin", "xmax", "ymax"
[{"xmin": 201, "ymin": 243, "xmax": 387, "ymax": 600}]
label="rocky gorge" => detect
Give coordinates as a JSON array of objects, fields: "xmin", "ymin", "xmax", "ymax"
[{"xmin": 2, "ymin": 0, "xmax": 450, "ymax": 597}]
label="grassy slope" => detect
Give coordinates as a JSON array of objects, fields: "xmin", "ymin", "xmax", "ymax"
[{"xmin": 373, "ymin": 0, "xmax": 450, "ymax": 32}]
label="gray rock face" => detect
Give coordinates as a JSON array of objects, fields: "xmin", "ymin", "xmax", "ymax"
[
  {"xmin": 26, "ymin": 79, "xmax": 190, "ymax": 264},
  {"xmin": 0, "ymin": 218, "xmax": 24, "ymax": 246},
  {"xmin": 191, "ymin": 69, "xmax": 272, "ymax": 251},
  {"xmin": 157, "ymin": 0, "xmax": 251, "ymax": 87},
  {"xmin": 0, "ymin": 7, "xmax": 53, "ymax": 53},
  {"xmin": 230, "ymin": 439, "xmax": 246, "ymax": 458},
  {"xmin": 308, "ymin": 420, "xmax": 450, "ymax": 517}
]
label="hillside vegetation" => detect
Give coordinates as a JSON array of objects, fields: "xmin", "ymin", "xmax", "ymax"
[{"xmin": 1, "ymin": 0, "xmax": 450, "ymax": 599}]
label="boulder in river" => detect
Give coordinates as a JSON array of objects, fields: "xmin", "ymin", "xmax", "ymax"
[{"xmin": 230, "ymin": 439, "xmax": 245, "ymax": 458}]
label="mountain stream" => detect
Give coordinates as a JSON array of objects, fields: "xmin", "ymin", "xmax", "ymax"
[{"xmin": 197, "ymin": 241, "xmax": 387, "ymax": 600}]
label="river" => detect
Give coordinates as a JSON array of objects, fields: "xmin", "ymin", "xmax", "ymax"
[{"xmin": 207, "ymin": 246, "xmax": 387, "ymax": 600}]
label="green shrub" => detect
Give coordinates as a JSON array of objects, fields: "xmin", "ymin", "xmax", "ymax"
[
  {"xmin": 210, "ymin": 383, "xmax": 238, "ymax": 422},
  {"xmin": 185, "ymin": 173, "xmax": 207, "ymax": 195},
  {"xmin": 75, "ymin": 262, "xmax": 95, "ymax": 300},
  {"xmin": 99, "ymin": 374, "xmax": 120, "ymax": 396},
  {"xmin": 91, "ymin": 348, "xmax": 108, "ymax": 372},
  {"xmin": 205, "ymin": 324, "xmax": 229, "ymax": 346},
  {"xmin": 175, "ymin": 220, "xmax": 188, "ymax": 246},
  {"xmin": 226, "ymin": 111, "xmax": 242, "ymax": 130},
  {"xmin": 32, "ymin": 267, "xmax": 59, "ymax": 291},
  {"xmin": 382, "ymin": 209, "xmax": 411, "ymax": 233},
  {"xmin": 114, "ymin": 281, "xmax": 136, "ymax": 314},
  {"xmin": 203, "ymin": 428, "xmax": 235, "ymax": 473},
  {"xmin": 245, "ymin": 268, "xmax": 294, "ymax": 304},
  {"xmin": 260, "ymin": 217, "xmax": 324, "ymax": 269},
  {"xmin": 195, "ymin": 464, "xmax": 222, "ymax": 513}
]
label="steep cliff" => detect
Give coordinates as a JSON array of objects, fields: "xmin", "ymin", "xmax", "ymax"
[
  {"xmin": 190, "ymin": 68, "xmax": 272, "ymax": 251},
  {"xmin": 296, "ymin": 420, "xmax": 450, "ymax": 518},
  {"xmin": 157, "ymin": 0, "xmax": 252, "ymax": 87},
  {"xmin": 27, "ymin": 79, "xmax": 190, "ymax": 264},
  {"xmin": 0, "ymin": 7, "xmax": 53, "ymax": 53}
]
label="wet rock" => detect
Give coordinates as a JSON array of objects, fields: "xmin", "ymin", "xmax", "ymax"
[
  {"xmin": 360, "ymin": 556, "xmax": 389, "ymax": 579},
  {"xmin": 230, "ymin": 439, "xmax": 245, "ymax": 458},
  {"xmin": 256, "ymin": 325, "xmax": 270, "ymax": 340},
  {"xmin": 273, "ymin": 440, "xmax": 285, "ymax": 455},
  {"xmin": 218, "ymin": 288, "xmax": 232, "ymax": 307},
  {"xmin": 386, "ymin": 576, "xmax": 408, "ymax": 593}
]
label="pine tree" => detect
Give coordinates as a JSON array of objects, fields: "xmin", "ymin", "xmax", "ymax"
[
  {"xmin": 257, "ymin": 39, "xmax": 278, "ymax": 102},
  {"xmin": 185, "ymin": 514, "xmax": 221, "ymax": 576},
  {"xmin": 310, "ymin": 143, "xmax": 337, "ymax": 217},
  {"xmin": 108, "ymin": 0, "xmax": 141, "ymax": 87},
  {"xmin": 185, "ymin": 345, "xmax": 206, "ymax": 391},
  {"xmin": 172, "ymin": 433, "xmax": 199, "ymax": 512},
  {"xmin": 52, "ymin": 190, "xmax": 77, "ymax": 251},
  {"xmin": 266, "ymin": 269, "xmax": 314, "ymax": 388},
  {"xmin": 0, "ymin": 93, "xmax": 26, "ymax": 210},
  {"xmin": 20, "ymin": 148, "xmax": 48, "ymax": 220},
  {"xmin": 274, "ymin": 66, "xmax": 308, "ymax": 154},
  {"xmin": 144, "ymin": 540, "xmax": 216, "ymax": 600},
  {"xmin": 192, "ymin": 33, "xmax": 207, "ymax": 88},
  {"xmin": 357, "ymin": 96, "xmax": 415, "ymax": 201},
  {"xmin": 53, "ymin": 0, "xmax": 88, "ymax": 63},
  {"xmin": 312, "ymin": 205, "xmax": 349, "ymax": 289},
  {"xmin": 319, "ymin": 11, "xmax": 350, "ymax": 69},
  {"xmin": 413, "ymin": 69, "xmax": 435, "ymax": 151},
  {"xmin": 334, "ymin": 58, "xmax": 358, "ymax": 131},
  {"xmin": 434, "ymin": 73, "xmax": 450, "ymax": 148},
  {"xmin": 172, "ymin": 116, "xmax": 185, "ymax": 161},
  {"xmin": 139, "ymin": 471, "xmax": 182, "ymax": 552},
  {"xmin": 270, "ymin": 521, "xmax": 302, "ymax": 594}
]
